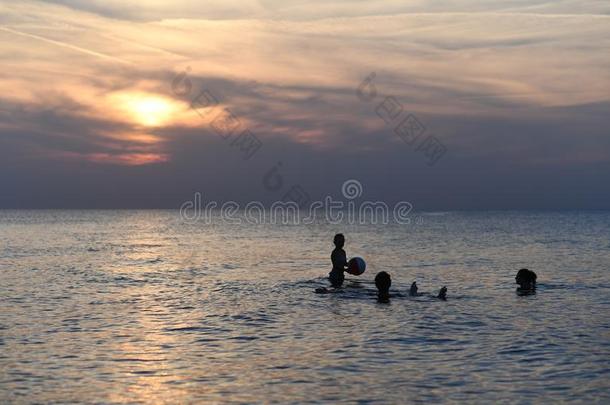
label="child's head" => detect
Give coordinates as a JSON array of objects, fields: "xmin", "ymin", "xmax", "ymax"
[
  {"xmin": 375, "ymin": 271, "xmax": 391, "ymax": 302},
  {"xmin": 515, "ymin": 268, "xmax": 537, "ymax": 289},
  {"xmin": 333, "ymin": 233, "xmax": 345, "ymax": 248},
  {"xmin": 375, "ymin": 271, "xmax": 391, "ymax": 294}
]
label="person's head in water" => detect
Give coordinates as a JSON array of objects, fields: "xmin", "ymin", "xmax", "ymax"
[
  {"xmin": 438, "ymin": 286, "xmax": 447, "ymax": 300},
  {"xmin": 375, "ymin": 271, "xmax": 392, "ymax": 301},
  {"xmin": 515, "ymin": 268, "xmax": 537, "ymax": 290},
  {"xmin": 333, "ymin": 233, "xmax": 345, "ymax": 248}
]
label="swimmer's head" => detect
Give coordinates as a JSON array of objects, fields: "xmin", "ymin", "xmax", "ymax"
[
  {"xmin": 375, "ymin": 271, "xmax": 391, "ymax": 303},
  {"xmin": 438, "ymin": 286, "xmax": 447, "ymax": 300},
  {"xmin": 333, "ymin": 233, "xmax": 345, "ymax": 248},
  {"xmin": 515, "ymin": 268, "xmax": 537, "ymax": 290},
  {"xmin": 375, "ymin": 271, "xmax": 391, "ymax": 296}
]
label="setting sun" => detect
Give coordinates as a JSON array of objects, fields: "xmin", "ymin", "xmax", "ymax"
[
  {"xmin": 1, "ymin": 0, "xmax": 609, "ymax": 403},
  {"xmin": 111, "ymin": 92, "xmax": 180, "ymax": 127}
]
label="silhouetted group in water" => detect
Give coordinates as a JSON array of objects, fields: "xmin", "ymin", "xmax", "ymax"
[
  {"xmin": 374, "ymin": 271, "xmax": 447, "ymax": 303},
  {"xmin": 320, "ymin": 233, "xmax": 538, "ymax": 302}
]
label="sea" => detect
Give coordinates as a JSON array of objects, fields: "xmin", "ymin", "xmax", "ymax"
[{"xmin": 1, "ymin": 210, "xmax": 609, "ymax": 404}]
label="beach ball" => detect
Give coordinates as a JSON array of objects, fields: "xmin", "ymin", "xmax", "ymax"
[{"xmin": 347, "ymin": 257, "xmax": 366, "ymax": 275}]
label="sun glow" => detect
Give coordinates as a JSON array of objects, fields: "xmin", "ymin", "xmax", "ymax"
[{"xmin": 111, "ymin": 92, "xmax": 181, "ymax": 127}]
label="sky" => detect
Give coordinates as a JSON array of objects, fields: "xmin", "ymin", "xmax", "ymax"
[{"xmin": 0, "ymin": 0, "xmax": 609, "ymax": 209}]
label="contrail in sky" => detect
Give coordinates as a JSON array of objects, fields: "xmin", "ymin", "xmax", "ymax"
[{"xmin": 0, "ymin": 26, "xmax": 134, "ymax": 66}]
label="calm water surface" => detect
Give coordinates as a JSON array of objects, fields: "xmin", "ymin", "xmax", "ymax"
[{"xmin": 1, "ymin": 211, "xmax": 609, "ymax": 403}]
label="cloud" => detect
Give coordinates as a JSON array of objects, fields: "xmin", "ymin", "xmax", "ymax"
[
  {"xmin": 0, "ymin": 0, "xmax": 609, "ymax": 208},
  {"xmin": 34, "ymin": 0, "xmax": 610, "ymax": 21},
  {"xmin": 33, "ymin": 0, "xmax": 263, "ymax": 21}
]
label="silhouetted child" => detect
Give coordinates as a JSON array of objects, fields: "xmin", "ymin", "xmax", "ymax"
[
  {"xmin": 515, "ymin": 268, "xmax": 537, "ymax": 291},
  {"xmin": 329, "ymin": 233, "xmax": 348, "ymax": 288},
  {"xmin": 437, "ymin": 286, "xmax": 447, "ymax": 300},
  {"xmin": 410, "ymin": 281, "xmax": 418, "ymax": 296},
  {"xmin": 375, "ymin": 271, "xmax": 392, "ymax": 302}
]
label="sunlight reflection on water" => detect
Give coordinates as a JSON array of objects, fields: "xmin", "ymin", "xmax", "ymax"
[{"xmin": 0, "ymin": 210, "xmax": 609, "ymax": 403}]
